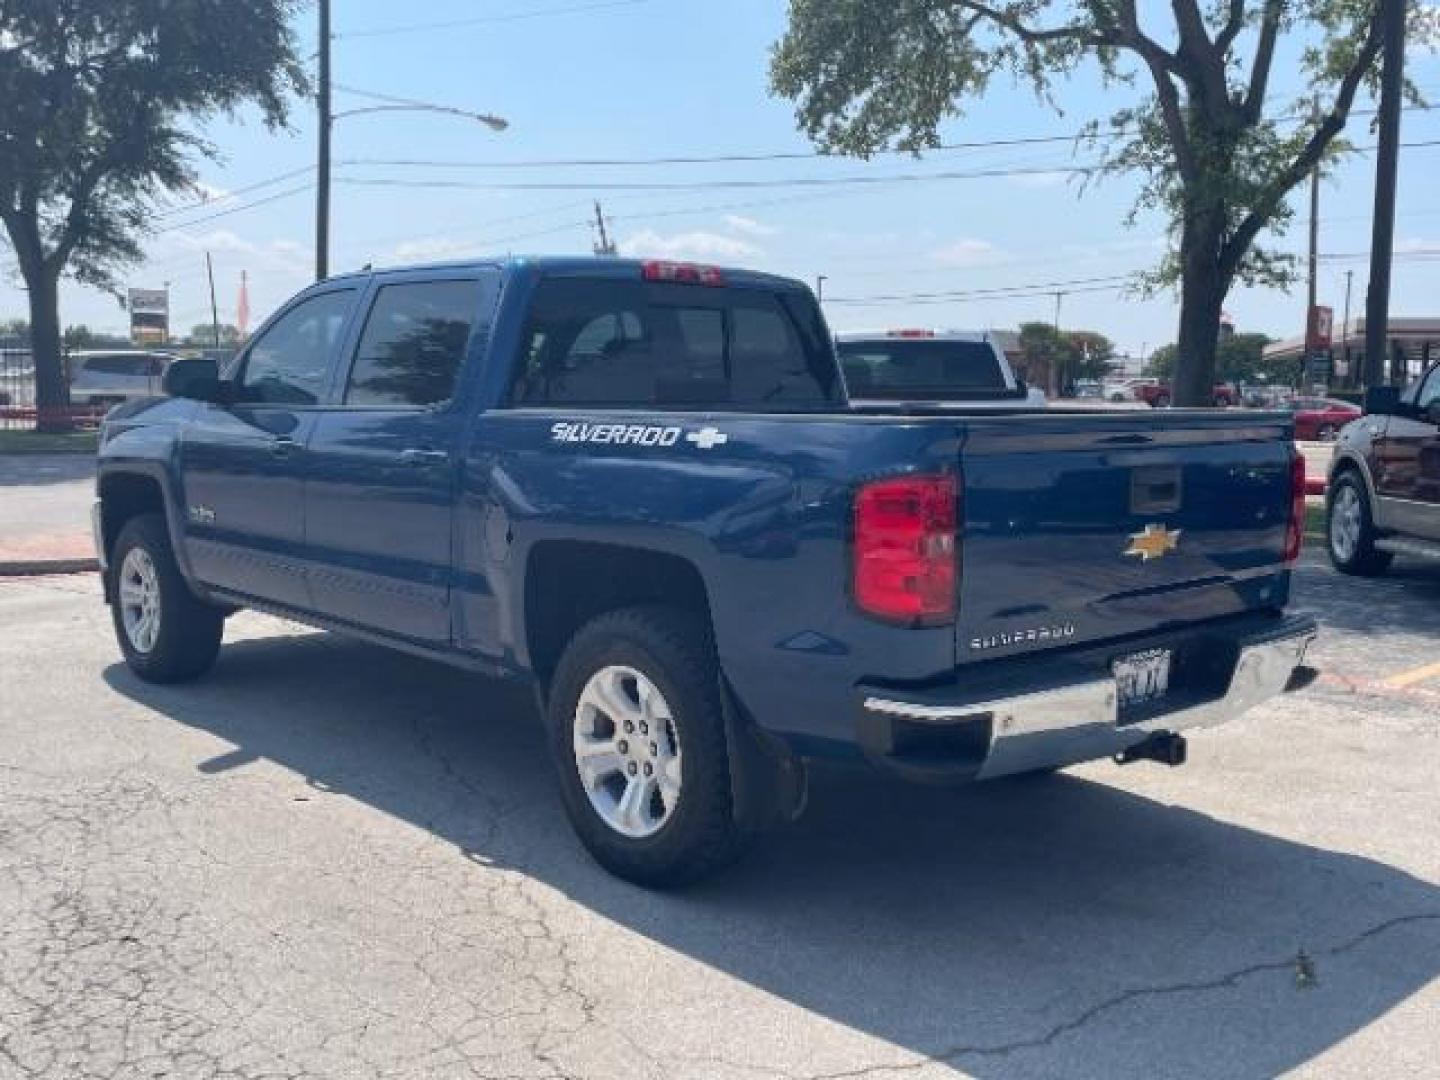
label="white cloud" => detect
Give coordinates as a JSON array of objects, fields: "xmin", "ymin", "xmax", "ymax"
[
  {"xmin": 1396, "ymin": 236, "xmax": 1440, "ymax": 254},
  {"xmin": 723, "ymin": 214, "xmax": 777, "ymax": 238},
  {"xmin": 620, "ymin": 229, "xmax": 762, "ymax": 263},
  {"xmin": 928, "ymin": 237, "xmax": 1005, "ymax": 267},
  {"xmin": 388, "ymin": 236, "xmax": 482, "ymax": 264}
]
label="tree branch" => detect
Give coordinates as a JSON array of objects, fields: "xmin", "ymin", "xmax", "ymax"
[
  {"xmin": 1170, "ymin": 0, "xmax": 1230, "ymax": 119},
  {"xmin": 946, "ymin": 1, "xmax": 1105, "ymax": 45},
  {"xmin": 1214, "ymin": 0, "xmax": 1247, "ymax": 55},
  {"xmin": 1221, "ymin": 11, "xmax": 1385, "ymax": 279},
  {"xmin": 1243, "ymin": 0, "xmax": 1284, "ymax": 123},
  {"xmin": 1115, "ymin": 2, "xmax": 1197, "ymax": 179}
]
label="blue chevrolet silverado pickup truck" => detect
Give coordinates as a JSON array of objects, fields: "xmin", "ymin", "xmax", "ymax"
[{"xmin": 94, "ymin": 256, "xmax": 1316, "ymax": 885}]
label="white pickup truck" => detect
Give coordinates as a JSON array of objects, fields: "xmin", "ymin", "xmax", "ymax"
[{"xmin": 836, "ymin": 329, "xmax": 1048, "ymax": 409}]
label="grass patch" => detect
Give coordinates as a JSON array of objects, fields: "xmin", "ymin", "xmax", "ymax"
[
  {"xmin": 1305, "ymin": 500, "xmax": 1326, "ymax": 540},
  {"xmin": 0, "ymin": 429, "xmax": 99, "ymax": 455}
]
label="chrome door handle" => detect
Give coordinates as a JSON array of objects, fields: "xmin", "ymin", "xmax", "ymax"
[
  {"xmin": 269, "ymin": 436, "xmax": 299, "ymax": 458},
  {"xmin": 400, "ymin": 447, "xmax": 448, "ymax": 466}
]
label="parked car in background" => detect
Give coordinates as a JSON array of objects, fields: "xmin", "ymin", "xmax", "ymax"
[
  {"xmin": 69, "ymin": 350, "xmax": 175, "ymax": 408},
  {"xmin": 1073, "ymin": 378, "xmax": 1104, "ymax": 400},
  {"xmin": 836, "ymin": 329, "xmax": 1046, "ymax": 408},
  {"xmin": 1102, "ymin": 377, "xmax": 1152, "ymax": 402},
  {"xmin": 1132, "ymin": 381, "xmax": 1238, "ymax": 408},
  {"xmin": 1286, "ymin": 396, "xmax": 1362, "ymax": 441},
  {"xmin": 1326, "ymin": 360, "xmax": 1440, "ymax": 573},
  {"xmin": 1241, "ymin": 384, "xmax": 1291, "ymax": 408}
]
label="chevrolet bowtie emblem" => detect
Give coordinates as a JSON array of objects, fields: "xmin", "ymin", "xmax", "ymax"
[{"xmin": 1125, "ymin": 523, "xmax": 1181, "ymax": 561}]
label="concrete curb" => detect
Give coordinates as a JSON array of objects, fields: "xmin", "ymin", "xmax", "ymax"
[{"xmin": 0, "ymin": 557, "xmax": 99, "ymax": 576}]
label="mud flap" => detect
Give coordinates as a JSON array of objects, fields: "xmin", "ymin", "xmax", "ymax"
[{"xmin": 718, "ymin": 674, "xmax": 807, "ymax": 831}]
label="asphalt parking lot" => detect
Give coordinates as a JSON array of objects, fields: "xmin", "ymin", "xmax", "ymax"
[{"xmin": 1, "ymin": 552, "xmax": 1437, "ymax": 1080}]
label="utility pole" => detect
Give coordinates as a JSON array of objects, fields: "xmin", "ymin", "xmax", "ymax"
[
  {"xmin": 315, "ymin": 0, "xmax": 331, "ymax": 281},
  {"xmin": 815, "ymin": 274, "xmax": 826, "ymax": 302},
  {"xmin": 1342, "ymin": 269, "xmax": 1354, "ymax": 384},
  {"xmin": 205, "ymin": 252, "xmax": 221, "ymax": 348},
  {"xmin": 591, "ymin": 201, "xmax": 617, "ymax": 256},
  {"xmin": 1051, "ymin": 291, "xmax": 1065, "ymax": 397},
  {"xmin": 1364, "ymin": 0, "xmax": 1405, "ymax": 388},
  {"xmin": 1306, "ymin": 164, "xmax": 1320, "ymax": 340}
]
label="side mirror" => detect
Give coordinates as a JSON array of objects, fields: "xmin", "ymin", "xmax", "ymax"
[
  {"xmin": 1363, "ymin": 385, "xmax": 1400, "ymax": 416},
  {"xmin": 163, "ymin": 358, "xmax": 226, "ymax": 403}
]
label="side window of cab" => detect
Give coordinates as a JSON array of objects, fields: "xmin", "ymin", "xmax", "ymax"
[{"xmin": 237, "ymin": 288, "xmax": 357, "ymax": 405}]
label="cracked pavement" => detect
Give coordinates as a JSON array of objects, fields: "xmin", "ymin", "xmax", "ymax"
[{"xmin": 0, "ymin": 554, "xmax": 1437, "ymax": 1079}]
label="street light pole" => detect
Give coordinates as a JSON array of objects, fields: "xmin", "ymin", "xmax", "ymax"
[
  {"xmin": 1364, "ymin": 0, "xmax": 1405, "ymax": 388},
  {"xmin": 315, "ymin": 0, "xmax": 331, "ymax": 281}
]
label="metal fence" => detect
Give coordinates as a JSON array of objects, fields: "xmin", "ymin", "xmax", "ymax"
[{"xmin": 0, "ymin": 348, "xmax": 107, "ymax": 431}]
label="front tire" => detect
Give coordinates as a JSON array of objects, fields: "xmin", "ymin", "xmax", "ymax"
[
  {"xmin": 547, "ymin": 606, "xmax": 752, "ymax": 887},
  {"xmin": 111, "ymin": 513, "xmax": 225, "ymax": 682},
  {"xmin": 1326, "ymin": 473, "xmax": 1393, "ymax": 576}
]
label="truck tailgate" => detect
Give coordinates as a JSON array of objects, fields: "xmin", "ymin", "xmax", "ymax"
[{"xmin": 954, "ymin": 412, "xmax": 1296, "ymax": 665}]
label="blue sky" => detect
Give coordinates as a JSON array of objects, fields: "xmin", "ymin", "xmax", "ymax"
[{"xmin": 5, "ymin": 0, "xmax": 1439, "ymax": 359}]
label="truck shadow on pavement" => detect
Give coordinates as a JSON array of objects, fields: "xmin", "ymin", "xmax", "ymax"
[{"xmin": 104, "ymin": 632, "xmax": 1440, "ymax": 1078}]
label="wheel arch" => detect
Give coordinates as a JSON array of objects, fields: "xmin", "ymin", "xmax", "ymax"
[
  {"xmin": 522, "ymin": 539, "xmax": 713, "ymax": 692},
  {"xmin": 97, "ymin": 465, "xmax": 188, "ymax": 600},
  {"xmin": 1327, "ymin": 450, "xmax": 1379, "ymax": 505}
]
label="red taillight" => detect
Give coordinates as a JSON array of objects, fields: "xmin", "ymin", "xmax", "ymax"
[
  {"xmin": 1284, "ymin": 452, "xmax": 1306, "ymax": 563},
  {"xmin": 853, "ymin": 474, "xmax": 958, "ymax": 625},
  {"xmin": 641, "ymin": 260, "xmax": 724, "ymax": 286}
]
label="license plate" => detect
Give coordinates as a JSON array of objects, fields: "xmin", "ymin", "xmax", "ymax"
[{"xmin": 1113, "ymin": 648, "xmax": 1172, "ymax": 708}]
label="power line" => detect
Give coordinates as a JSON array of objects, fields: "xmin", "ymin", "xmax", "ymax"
[
  {"xmin": 347, "ymin": 135, "xmax": 1094, "ymax": 171},
  {"xmin": 335, "ymin": 0, "xmax": 649, "ymax": 40},
  {"xmin": 826, "ymin": 274, "xmax": 1138, "ymax": 306},
  {"xmin": 339, "ymin": 103, "xmax": 1436, "ymax": 172},
  {"xmin": 334, "ymin": 162, "xmax": 1101, "ymax": 194},
  {"xmin": 331, "ymin": 133, "xmax": 1440, "ymax": 194},
  {"xmin": 151, "ymin": 166, "xmax": 316, "ymax": 219},
  {"xmin": 830, "ymin": 282, "xmax": 1133, "ymax": 308},
  {"xmin": 155, "ymin": 183, "xmax": 315, "ymax": 233}
]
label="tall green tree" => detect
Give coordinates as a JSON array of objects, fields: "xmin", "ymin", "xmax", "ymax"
[
  {"xmin": 184, "ymin": 322, "xmax": 242, "ymax": 347},
  {"xmin": 1016, "ymin": 322, "xmax": 1115, "ymax": 392},
  {"xmin": 0, "ymin": 1, "xmax": 306, "ymax": 428},
  {"xmin": 771, "ymin": 2, "xmax": 1437, "ymax": 406},
  {"xmin": 1149, "ymin": 332, "xmax": 1287, "ymax": 384}
]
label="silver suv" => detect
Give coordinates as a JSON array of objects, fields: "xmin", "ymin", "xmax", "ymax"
[{"xmin": 69, "ymin": 351, "xmax": 175, "ymax": 407}]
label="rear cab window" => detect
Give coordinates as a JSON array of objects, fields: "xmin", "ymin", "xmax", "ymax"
[
  {"xmin": 837, "ymin": 339, "xmax": 1012, "ymax": 400},
  {"xmin": 509, "ymin": 275, "xmax": 840, "ymax": 410}
]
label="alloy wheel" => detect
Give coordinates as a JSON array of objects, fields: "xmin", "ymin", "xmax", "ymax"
[{"xmin": 572, "ymin": 664, "xmax": 682, "ymax": 839}]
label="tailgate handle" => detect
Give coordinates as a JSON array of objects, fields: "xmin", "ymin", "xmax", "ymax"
[{"xmin": 1131, "ymin": 466, "xmax": 1182, "ymax": 513}]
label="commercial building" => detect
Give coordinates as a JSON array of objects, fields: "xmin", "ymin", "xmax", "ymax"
[{"xmin": 1263, "ymin": 316, "xmax": 1440, "ymax": 388}]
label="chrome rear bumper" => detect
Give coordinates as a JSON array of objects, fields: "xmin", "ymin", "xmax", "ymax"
[{"xmin": 858, "ymin": 614, "xmax": 1317, "ymax": 782}]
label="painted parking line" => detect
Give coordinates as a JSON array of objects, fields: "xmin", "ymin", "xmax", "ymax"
[{"xmin": 1382, "ymin": 659, "xmax": 1440, "ymax": 689}]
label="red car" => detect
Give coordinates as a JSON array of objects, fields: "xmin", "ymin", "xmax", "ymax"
[
  {"xmin": 1288, "ymin": 396, "xmax": 1361, "ymax": 440},
  {"xmin": 1133, "ymin": 382, "xmax": 1238, "ymax": 408}
]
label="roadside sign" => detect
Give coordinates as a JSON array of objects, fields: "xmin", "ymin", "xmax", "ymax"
[
  {"xmin": 128, "ymin": 287, "xmax": 169, "ymax": 345},
  {"xmin": 1306, "ymin": 305, "xmax": 1333, "ymax": 350}
]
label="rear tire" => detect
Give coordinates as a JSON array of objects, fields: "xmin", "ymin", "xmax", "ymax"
[
  {"xmin": 1153, "ymin": 393, "xmax": 1172, "ymax": 409},
  {"xmin": 1326, "ymin": 473, "xmax": 1393, "ymax": 576},
  {"xmin": 110, "ymin": 513, "xmax": 225, "ymax": 683},
  {"xmin": 547, "ymin": 605, "xmax": 753, "ymax": 887}
]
